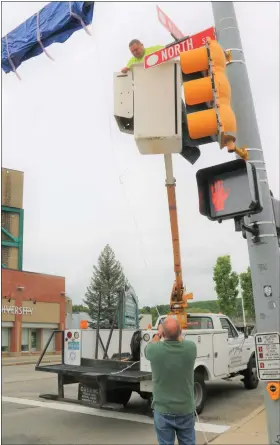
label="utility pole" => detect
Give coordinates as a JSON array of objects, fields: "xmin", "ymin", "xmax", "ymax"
[{"xmin": 212, "ymin": 3, "xmax": 280, "ymax": 444}]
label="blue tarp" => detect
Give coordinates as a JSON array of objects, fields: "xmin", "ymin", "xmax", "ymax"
[{"xmin": 1, "ymin": 2, "xmax": 94, "ymax": 74}]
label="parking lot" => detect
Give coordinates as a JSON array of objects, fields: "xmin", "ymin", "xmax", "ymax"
[{"xmin": 2, "ymin": 364, "xmax": 264, "ymax": 444}]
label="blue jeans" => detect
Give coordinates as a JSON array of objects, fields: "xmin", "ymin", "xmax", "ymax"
[{"xmin": 154, "ymin": 411, "xmax": 196, "ymax": 445}]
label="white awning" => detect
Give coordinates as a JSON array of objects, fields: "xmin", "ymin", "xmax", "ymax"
[
  {"xmin": 22, "ymin": 323, "xmax": 59, "ymax": 329},
  {"xmin": 2, "ymin": 321, "xmax": 14, "ymax": 327}
]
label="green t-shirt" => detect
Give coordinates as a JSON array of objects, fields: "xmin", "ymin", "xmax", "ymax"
[
  {"xmin": 126, "ymin": 45, "xmax": 164, "ymax": 68},
  {"xmin": 145, "ymin": 339, "xmax": 197, "ymax": 415}
]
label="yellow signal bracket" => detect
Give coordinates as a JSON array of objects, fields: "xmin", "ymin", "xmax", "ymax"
[
  {"xmin": 224, "ymin": 49, "xmax": 232, "ymax": 65},
  {"xmin": 266, "ymin": 382, "xmax": 280, "ymax": 401},
  {"xmin": 225, "ymin": 139, "xmax": 249, "ymax": 160},
  {"xmin": 234, "ymin": 146, "xmax": 249, "ymax": 161}
]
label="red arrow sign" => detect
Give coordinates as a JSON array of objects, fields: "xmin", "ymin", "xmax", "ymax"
[
  {"xmin": 144, "ymin": 26, "xmax": 216, "ymax": 69},
  {"xmin": 156, "ymin": 6, "xmax": 184, "ymax": 39}
]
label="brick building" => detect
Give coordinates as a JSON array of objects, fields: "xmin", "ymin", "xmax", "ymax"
[
  {"xmin": 1, "ymin": 167, "xmax": 71, "ymax": 356},
  {"xmin": 2, "ymin": 268, "xmax": 66, "ymax": 356}
]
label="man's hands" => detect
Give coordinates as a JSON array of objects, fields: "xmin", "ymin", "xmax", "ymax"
[
  {"xmin": 121, "ymin": 67, "xmax": 129, "ymax": 73},
  {"xmin": 152, "ymin": 324, "xmax": 164, "ymax": 343},
  {"xmin": 152, "ymin": 333, "xmax": 161, "ymax": 343}
]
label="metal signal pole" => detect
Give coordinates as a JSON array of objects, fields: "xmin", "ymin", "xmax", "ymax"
[{"xmin": 211, "ymin": 3, "xmax": 280, "ymax": 444}]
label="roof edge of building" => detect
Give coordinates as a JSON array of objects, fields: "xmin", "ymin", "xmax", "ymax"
[{"xmin": 1, "ymin": 268, "xmax": 65, "ymax": 279}]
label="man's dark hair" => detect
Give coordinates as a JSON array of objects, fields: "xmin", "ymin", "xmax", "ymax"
[
  {"xmin": 162, "ymin": 319, "xmax": 181, "ymax": 341},
  {"xmin": 129, "ymin": 39, "xmax": 142, "ymax": 47}
]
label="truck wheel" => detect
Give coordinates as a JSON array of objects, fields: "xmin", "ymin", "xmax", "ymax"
[
  {"xmin": 194, "ymin": 372, "xmax": 206, "ymax": 415},
  {"xmin": 243, "ymin": 356, "xmax": 259, "ymax": 390},
  {"xmin": 106, "ymin": 388, "xmax": 132, "ymax": 406},
  {"xmin": 139, "ymin": 391, "xmax": 151, "ymax": 400}
]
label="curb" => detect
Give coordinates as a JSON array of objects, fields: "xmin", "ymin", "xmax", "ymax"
[{"xmin": 209, "ymin": 404, "xmax": 265, "ymax": 443}]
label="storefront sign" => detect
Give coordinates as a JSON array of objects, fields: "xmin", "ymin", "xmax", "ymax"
[{"xmin": 2, "ymin": 305, "xmax": 34, "ymax": 315}]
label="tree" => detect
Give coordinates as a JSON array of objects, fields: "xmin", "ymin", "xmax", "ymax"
[
  {"xmin": 240, "ymin": 267, "xmax": 255, "ymax": 321},
  {"xmin": 84, "ymin": 244, "xmax": 130, "ymax": 328},
  {"xmin": 213, "ymin": 255, "xmax": 239, "ymax": 317},
  {"xmin": 72, "ymin": 304, "xmax": 89, "ymax": 313}
]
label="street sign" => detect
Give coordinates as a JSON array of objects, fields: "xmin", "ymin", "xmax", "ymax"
[
  {"xmin": 156, "ymin": 6, "xmax": 184, "ymax": 39},
  {"xmin": 144, "ymin": 27, "xmax": 216, "ymax": 69},
  {"xmin": 255, "ymin": 332, "xmax": 280, "ymax": 381}
]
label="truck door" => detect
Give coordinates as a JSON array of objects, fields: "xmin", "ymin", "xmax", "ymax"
[
  {"xmin": 213, "ymin": 332, "xmax": 229, "ymax": 376},
  {"xmin": 219, "ymin": 317, "xmax": 244, "ymax": 370}
]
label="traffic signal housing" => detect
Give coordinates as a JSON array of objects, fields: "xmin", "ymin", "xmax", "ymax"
[
  {"xmin": 196, "ymin": 159, "xmax": 263, "ymax": 222},
  {"xmin": 180, "ymin": 38, "xmax": 237, "ymax": 151}
]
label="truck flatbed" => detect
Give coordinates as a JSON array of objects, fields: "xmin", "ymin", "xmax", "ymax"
[{"xmin": 36, "ymin": 362, "xmax": 151, "ymax": 382}]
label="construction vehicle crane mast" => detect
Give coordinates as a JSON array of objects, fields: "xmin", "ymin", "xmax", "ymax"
[{"xmin": 164, "ymin": 154, "xmax": 192, "ymax": 329}]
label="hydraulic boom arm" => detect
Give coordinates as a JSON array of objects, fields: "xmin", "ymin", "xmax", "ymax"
[{"xmin": 164, "ymin": 154, "xmax": 192, "ymax": 329}]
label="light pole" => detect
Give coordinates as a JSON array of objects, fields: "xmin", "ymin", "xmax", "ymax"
[{"xmin": 212, "ymin": 3, "xmax": 280, "ymax": 443}]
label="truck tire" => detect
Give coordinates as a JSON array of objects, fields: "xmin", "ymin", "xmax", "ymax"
[
  {"xmin": 139, "ymin": 391, "xmax": 151, "ymax": 400},
  {"xmin": 243, "ymin": 355, "xmax": 259, "ymax": 390},
  {"xmin": 106, "ymin": 388, "xmax": 132, "ymax": 407},
  {"xmin": 194, "ymin": 372, "xmax": 206, "ymax": 415}
]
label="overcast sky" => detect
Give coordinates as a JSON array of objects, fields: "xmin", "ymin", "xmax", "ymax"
[{"xmin": 2, "ymin": 2, "xmax": 279, "ymax": 308}]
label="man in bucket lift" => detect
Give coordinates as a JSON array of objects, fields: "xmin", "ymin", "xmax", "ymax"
[
  {"xmin": 121, "ymin": 39, "xmax": 201, "ymax": 165},
  {"xmin": 121, "ymin": 39, "xmax": 163, "ymax": 73}
]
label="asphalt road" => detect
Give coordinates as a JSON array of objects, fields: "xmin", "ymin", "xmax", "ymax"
[{"xmin": 2, "ymin": 364, "xmax": 264, "ymax": 444}]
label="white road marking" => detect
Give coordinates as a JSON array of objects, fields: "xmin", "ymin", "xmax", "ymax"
[{"xmin": 2, "ymin": 396, "xmax": 230, "ymax": 434}]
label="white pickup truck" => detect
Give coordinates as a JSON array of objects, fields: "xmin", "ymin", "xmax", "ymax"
[
  {"xmin": 35, "ymin": 312, "xmax": 258, "ymax": 415},
  {"xmin": 140, "ymin": 313, "xmax": 258, "ymax": 413}
]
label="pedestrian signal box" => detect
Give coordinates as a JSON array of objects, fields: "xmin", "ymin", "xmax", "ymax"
[{"xmin": 196, "ymin": 159, "xmax": 263, "ymax": 221}]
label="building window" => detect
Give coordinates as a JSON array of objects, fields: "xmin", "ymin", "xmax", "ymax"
[
  {"xmin": 43, "ymin": 329, "xmax": 55, "ymax": 352},
  {"xmin": 1, "ymin": 328, "xmax": 10, "ymax": 352},
  {"xmin": 21, "ymin": 328, "xmax": 29, "ymax": 352}
]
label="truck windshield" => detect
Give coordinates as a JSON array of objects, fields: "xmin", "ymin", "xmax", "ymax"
[
  {"xmin": 187, "ymin": 316, "xmax": 214, "ymax": 329},
  {"xmin": 157, "ymin": 316, "xmax": 213, "ymax": 329}
]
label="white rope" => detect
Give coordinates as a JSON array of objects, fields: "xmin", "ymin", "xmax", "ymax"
[
  {"xmin": 195, "ymin": 410, "xmax": 209, "ymax": 445},
  {"xmin": 92, "ymin": 37, "xmax": 158, "ymax": 307},
  {"xmin": 5, "ymin": 36, "xmax": 21, "ymax": 81},
  {"xmin": 36, "ymin": 10, "xmax": 55, "ymax": 61},
  {"xmin": 69, "ymin": 1, "xmax": 92, "ymax": 36}
]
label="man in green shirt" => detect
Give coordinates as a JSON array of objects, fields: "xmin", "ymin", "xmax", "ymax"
[
  {"xmin": 145, "ymin": 316, "xmax": 197, "ymax": 445},
  {"xmin": 121, "ymin": 39, "xmax": 164, "ymax": 73}
]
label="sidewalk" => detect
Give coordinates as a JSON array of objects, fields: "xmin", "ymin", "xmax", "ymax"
[
  {"xmin": 210, "ymin": 405, "xmax": 268, "ymax": 445},
  {"xmin": 2, "ymin": 354, "xmax": 61, "ymax": 366}
]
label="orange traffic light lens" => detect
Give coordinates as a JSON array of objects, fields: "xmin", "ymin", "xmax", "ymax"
[
  {"xmin": 180, "ymin": 40, "xmax": 226, "ymax": 75},
  {"xmin": 180, "ymin": 46, "xmax": 208, "ymax": 74},
  {"xmin": 184, "ymin": 77, "xmax": 213, "ymax": 106},
  {"xmin": 187, "ymin": 109, "xmax": 218, "ymax": 139}
]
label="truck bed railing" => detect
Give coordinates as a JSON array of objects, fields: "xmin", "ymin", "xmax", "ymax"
[{"xmin": 36, "ymin": 330, "xmax": 64, "ymax": 368}]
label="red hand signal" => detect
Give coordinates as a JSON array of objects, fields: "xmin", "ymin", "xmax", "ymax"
[{"xmin": 211, "ymin": 180, "xmax": 230, "ymax": 211}]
